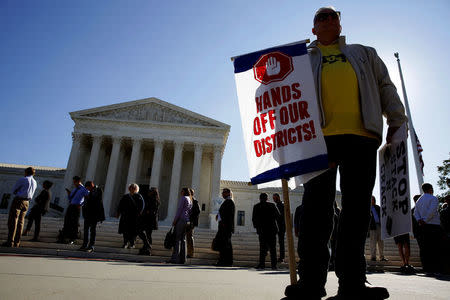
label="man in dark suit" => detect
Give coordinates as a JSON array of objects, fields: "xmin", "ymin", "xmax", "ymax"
[
  {"xmin": 369, "ymin": 196, "xmax": 386, "ymax": 261},
  {"xmin": 215, "ymin": 188, "xmax": 235, "ymax": 266},
  {"xmin": 273, "ymin": 193, "xmax": 286, "ymax": 262},
  {"xmin": 23, "ymin": 180, "xmax": 53, "ymax": 241},
  {"xmin": 79, "ymin": 181, "xmax": 105, "ymax": 252},
  {"xmin": 253, "ymin": 193, "xmax": 281, "ymax": 270}
]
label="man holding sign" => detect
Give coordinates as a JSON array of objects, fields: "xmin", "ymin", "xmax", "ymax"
[{"xmin": 287, "ymin": 6, "xmax": 407, "ymax": 300}]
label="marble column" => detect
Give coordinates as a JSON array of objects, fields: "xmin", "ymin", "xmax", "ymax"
[
  {"xmin": 61, "ymin": 132, "xmax": 83, "ymax": 208},
  {"xmin": 103, "ymin": 136, "xmax": 122, "ymax": 217},
  {"xmin": 191, "ymin": 143, "xmax": 203, "ymax": 196},
  {"xmin": 124, "ymin": 137, "xmax": 142, "ymax": 193},
  {"xmin": 209, "ymin": 145, "xmax": 223, "ymax": 229},
  {"xmin": 85, "ymin": 135, "xmax": 102, "ymax": 182},
  {"xmin": 165, "ymin": 141, "xmax": 184, "ymax": 222},
  {"xmin": 149, "ymin": 138, "xmax": 164, "ymax": 189}
]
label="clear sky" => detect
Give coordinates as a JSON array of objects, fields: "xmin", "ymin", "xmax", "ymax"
[{"xmin": 1, "ymin": 1, "xmax": 449, "ymax": 200}]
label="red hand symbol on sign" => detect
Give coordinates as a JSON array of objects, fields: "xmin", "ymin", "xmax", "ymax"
[{"xmin": 265, "ymin": 57, "xmax": 281, "ymax": 76}]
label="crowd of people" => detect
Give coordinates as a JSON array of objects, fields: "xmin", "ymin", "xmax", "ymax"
[
  {"xmin": 412, "ymin": 183, "xmax": 450, "ymax": 274},
  {"xmin": 55, "ymin": 176, "xmax": 204, "ymax": 262},
  {"xmin": 2, "ymin": 167, "xmax": 450, "ymax": 300},
  {"xmin": 365, "ymin": 183, "xmax": 450, "ymax": 275}
]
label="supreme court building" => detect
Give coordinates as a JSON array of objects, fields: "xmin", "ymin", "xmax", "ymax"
[
  {"xmin": 62, "ymin": 97, "xmax": 232, "ymax": 226},
  {"xmin": 0, "ymin": 97, "xmax": 324, "ymax": 231}
]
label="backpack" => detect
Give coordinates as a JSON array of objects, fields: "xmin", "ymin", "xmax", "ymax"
[{"xmin": 190, "ymin": 199, "xmax": 201, "ymax": 227}]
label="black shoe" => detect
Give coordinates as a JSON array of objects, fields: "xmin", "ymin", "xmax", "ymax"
[
  {"xmin": 85, "ymin": 246, "xmax": 94, "ymax": 253},
  {"xmin": 271, "ymin": 266, "xmax": 278, "ymax": 270},
  {"xmin": 166, "ymin": 260, "xmax": 177, "ymax": 264},
  {"xmin": 138, "ymin": 248, "xmax": 150, "ymax": 255},
  {"xmin": 284, "ymin": 283, "xmax": 326, "ymax": 299},
  {"xmin": 328, "ymin": 285, "xmax": 389, "ymax": 300},
  {"xmin": 406, "ymin": 264, "xmax": 416, "ymax": 274},
  {"xmin": 399, "ymin": 265, "xmax": 407, "ymax": 273},
  {"xmin": 79, "ymin": 245, "xmax": 87, "ymax": 251},
  {"xmin": 215, "ymin": 261, "xmax": 232, "ymax": 267}
]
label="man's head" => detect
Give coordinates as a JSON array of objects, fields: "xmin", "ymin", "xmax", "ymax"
[
  {"xmin": 24, "ymin": 167, "xmax": 35, "ymax": 177},
  {"xmin": 273, "ymin": 193, "xmax": 281, "ymax": 203},
  {"xmin": 85, "ymin": 181, "xmax": 95, "ymax": 191},
  {"xmin": 259, "ymin": 193, "xmax": 268, "ymax": 202},
  {"xmin": 312, "ymin": 6, "xmax": 341, "ymax": 45},
  {"xmin": 371, "ymin": 196, "xmax": 376, "ymax": 206},
  {"xmin": 445, "ymin": 195, "xmax": 450, "ymax": 205},
  {"xmin": 43, "ymin": 180, "xmax": 53, "ymax": 190},
  {"xmin": 222, "ymin": 188, "xmax": 232, "ymax": 199},
  {"xmin": 422, "ymin": 183, "xmax": 434, "ymax": 194},
  {"xmin": 72, "ymin": 176, "xmax": 82, "ymax": 186}
]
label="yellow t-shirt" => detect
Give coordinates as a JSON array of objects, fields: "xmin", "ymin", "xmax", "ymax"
[{"xmin": 318, "ymin": 43, "xmax": 377, "ymax": 139}]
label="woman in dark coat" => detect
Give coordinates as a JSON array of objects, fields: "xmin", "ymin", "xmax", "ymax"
[
  {"xmin": 117, "ymin": 183, "xmax": 144, "ymax": 249},
  {"xmin": 137, "ymin": 187, "xmax": 160, "ymax": 255},
  {"xmin": 23, "ymin": 180, "xmax": 53, "ymax": 241},
  {"xmin": 147, "ymin": 187, "xmax": 160, "ymax": 242},
  {"xmin": 80, "ymin": 181, "xmax": 105, "ymax": 252}
]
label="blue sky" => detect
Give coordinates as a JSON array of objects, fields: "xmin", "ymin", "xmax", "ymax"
[{"xmin": 1, "ymin": 1, "xmax": 449, "ymax": 199}]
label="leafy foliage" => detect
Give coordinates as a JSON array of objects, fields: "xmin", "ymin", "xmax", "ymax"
[{"xmin": 437, "ymin": 153, "xmax": 450, "ymax": 200}]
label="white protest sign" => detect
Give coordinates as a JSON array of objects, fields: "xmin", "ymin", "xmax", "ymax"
[
  {"xmin": 379, "ymin": 124, "xmax": 411, "ymax": 240},
  {"xmin": 233, "ymin": 41, "xmax": 328, "ymax": 186}
]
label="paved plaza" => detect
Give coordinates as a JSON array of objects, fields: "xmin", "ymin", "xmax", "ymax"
[{"xmin": 0, "ymin": 253, "xmax": 449, "ymax": 300}]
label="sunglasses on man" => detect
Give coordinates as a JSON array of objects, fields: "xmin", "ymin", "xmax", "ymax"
[{"xmin": 314, "ymin": 11, "xmax": 341, "ymax": 23}]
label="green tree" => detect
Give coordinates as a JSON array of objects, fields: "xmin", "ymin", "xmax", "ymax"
[{"xmin": 437, "ymin": 153, "xmax": 450, "ymax": 200}]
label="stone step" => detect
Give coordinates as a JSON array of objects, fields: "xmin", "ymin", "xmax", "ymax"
[{"xmin": 0, "ymin": 215, "xmax": 422, "ymax": 268}]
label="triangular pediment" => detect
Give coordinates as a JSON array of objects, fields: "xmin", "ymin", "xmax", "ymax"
[{"xmin": 70, "ymin": 97, "xmax": 229, "ymax": 129}]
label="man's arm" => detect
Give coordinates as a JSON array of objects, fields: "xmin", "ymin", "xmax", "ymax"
[
  {"xmin": 413, "ymin": 203, "xmax": 423, "ymax": 223},
  {"xmin": 11, "ymin": 178, "xmax": 24, "ymax": 195},
  {"xmin": 425, "ymin": 197, "xmax": 439, "ymax": 223},
  {"xmin": 252, "ymin": 205, "xmax": 258, "ymax": 229},
  {"xmin": 274, "ymin": 204, "xmax": 281, "ymax": 224},
  {"xmin": 367, "ymin": 47, "xmax": 408, "ymax": 142}
]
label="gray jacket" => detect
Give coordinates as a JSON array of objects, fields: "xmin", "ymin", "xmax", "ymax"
[{"xmin": 308, "ymin": 36, "xmax": 407, "ymax": 145}]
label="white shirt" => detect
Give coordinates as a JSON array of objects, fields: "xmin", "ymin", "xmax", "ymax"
[
  {"xmin": 414, "ymin": 193, "xmax": 440, "ymax": 225},
  {"xmin": 12, "ymin": 175, "xmax": 37, "ymax": 200}
]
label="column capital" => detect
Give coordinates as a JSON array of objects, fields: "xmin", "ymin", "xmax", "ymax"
[
  {"xmin": 194, "ymin": 143, "xmax": 203, "ymax": 153},
  {"xmin": 173, "ymin": 140, "xmax": 184, "ymax": 150},
  {"xmin": 131, "ymin": 137, "xmax": 143, "ymax": 145},
  {"xmin": 72, "ymin": 132, "xmax": 83, "ymax": 142},
  {"xmin": 153, "ymin": 137, "xmax": 165, "ymax": 147},
  {"xmin": 111, "ymin": 136, "xmax": 123, "ymax": 144},
  {"xmin": 91, "ymin": 134, "xmax": 103, "ymax": 143},
  {"xmin": 213, "ymin": 144, "xmax": 224, "ymax": 156}
]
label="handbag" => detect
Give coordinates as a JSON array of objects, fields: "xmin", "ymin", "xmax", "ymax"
[
  {"xmin": 211, "ymin": 231, "xmax": 223, "ymax": 252},
  {"xmin": 164, "ymin": 226, "xmax": 176, "ymax": 249}
]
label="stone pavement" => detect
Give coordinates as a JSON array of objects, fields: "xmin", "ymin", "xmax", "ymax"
[{"xmin": 0, "ymin": 253, "xmax": 449, "ymax": 300}]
